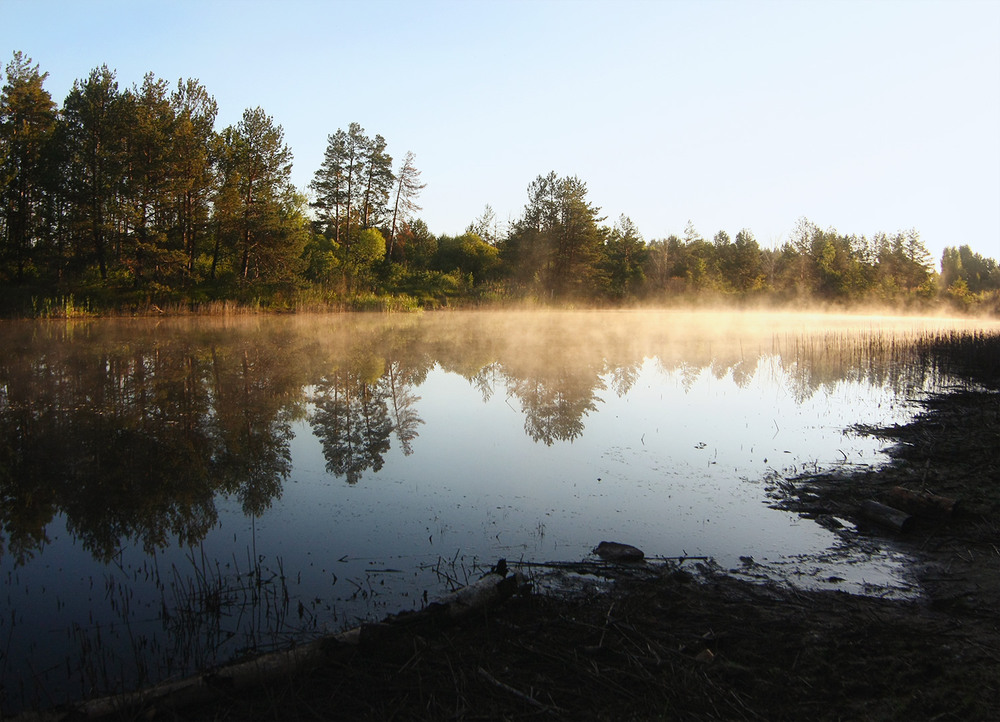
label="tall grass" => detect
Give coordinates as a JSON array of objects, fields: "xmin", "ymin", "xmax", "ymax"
[
  {"xmin": 16, "ymin": 290, "xmax": 425, "ymax": 318},
  {"xmin": 913, "ymin": 330, "xmax": 1000, "ymax": 386},
  {"xmin": 30, "ymin": 294, "xmax": 94, "ymax": 318},
  {"xmin": 34, "ymin": 545, "xmax": 314, "ymax": 715}
]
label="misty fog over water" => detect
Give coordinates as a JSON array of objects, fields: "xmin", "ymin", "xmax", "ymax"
[{"xmin": 1, "ymin": 310, "xmax": 995, "ymax": 711}]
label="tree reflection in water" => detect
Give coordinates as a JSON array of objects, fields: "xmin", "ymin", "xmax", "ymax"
[
  {"xmin": 0, "ymin": 311, "xmax": 976, "ymax": 565},
  {"xmin": 311, "ymin": 366, "xmax": 393, "ymax": 485}
]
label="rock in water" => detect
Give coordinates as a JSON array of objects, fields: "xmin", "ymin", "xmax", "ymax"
[{"xmin": 593, "ymin": 541, "xmax": 645, "ymax": 562}]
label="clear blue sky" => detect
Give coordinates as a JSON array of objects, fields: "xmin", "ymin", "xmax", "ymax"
[{"xmin": 4, "ymin": 0, "xmax": 999, "ymax": 262}]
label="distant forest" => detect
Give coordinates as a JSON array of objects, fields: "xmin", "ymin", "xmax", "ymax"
[{"xmin": 2, "ymin": 52, "xmax": 998, "ymax": 316}]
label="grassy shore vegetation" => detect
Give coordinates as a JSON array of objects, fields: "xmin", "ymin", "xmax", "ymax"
[{"xmin": 2, "ymin": 52, "xmax": 999, "ymax": 318}]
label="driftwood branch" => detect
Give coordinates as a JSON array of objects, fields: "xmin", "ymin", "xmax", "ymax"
[
  {"xmin": 859, "ymin": 499, "xmax": 913, "ymax": 532},
  {"xmin": 885, "ymin": 486, "xmax": 958, "ymax": 519},
  {"xmin": 513, "ymin": 556, "xmax": 709, "ymax": 572}
]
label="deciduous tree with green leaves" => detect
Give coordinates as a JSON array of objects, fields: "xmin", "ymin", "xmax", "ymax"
[{"xmin": 433, "ymin": 232, "xmax": 501, "ymax": 284}]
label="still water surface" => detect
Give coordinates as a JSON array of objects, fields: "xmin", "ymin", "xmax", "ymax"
[{"xmin": 0, "ymin": 310, "xmax": 992, "ymax": 710}]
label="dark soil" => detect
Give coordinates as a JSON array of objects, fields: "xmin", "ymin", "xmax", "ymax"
[{"xmin": 52, "ymin": 348, "xmax": 1000, "ymax": 721}]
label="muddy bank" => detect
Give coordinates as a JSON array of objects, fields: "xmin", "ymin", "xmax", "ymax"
[
  {"xmin": 171, "ymin": 561, "xmax": 998, "ymax": 721},
  {"xmin": 775, "ymin": 384, "xmax": 1000, "ymax": 617}
]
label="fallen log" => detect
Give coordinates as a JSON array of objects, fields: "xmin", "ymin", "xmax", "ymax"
[
  {"xmin": 70, "ymin": 639, "xmax": 332, "ymax": 720},
  {"xmin": 859, "ymin": 500, "xmax": 914, "ymax": 533},
  {"xmin": 885, "ymin": 486, "xmax": 958, "ymax": 520},
  {"xmin": 21, "ymin": 570, "xmax": 525, "ymax": 722},
  {"xmin": 387, "ymin": 569, "xmax": 526, "ymax": 625},
  {"xmin": 514, "ymin": 556, "xmax": 710, "ymax": 572}
]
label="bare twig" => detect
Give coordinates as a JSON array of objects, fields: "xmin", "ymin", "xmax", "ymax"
[{"xmin": 477, "ymin": 665, "xmax": 564, "ymax": 712}]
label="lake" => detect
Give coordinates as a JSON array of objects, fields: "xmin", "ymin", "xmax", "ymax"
[{"xmin": 0, "ymin": 309, "xmax": 995, "ymax": 712}]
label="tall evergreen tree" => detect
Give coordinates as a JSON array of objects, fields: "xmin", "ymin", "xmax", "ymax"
[
  {"xmin": 311, "ymin": 123, "xmax": 397, "ymax": 291},
  {"xmin": 310, "ymin": 127, "xmax": 349, "ymax": 245},
  {"xmin": 731, "ymin": 228, "xmax": 764, "ymax": 293},
  {"xmin": 0, "ymin": 52, "xmax": 58, "ymax": 282},
  {"xmin": 61, "ymin": 65, "xmax": 127, "ymax": 281},
  {"xmin": 503, "ymin": 171, "xmax": 605, "ymax": 298},
  {"xmin": 603, "ymin": 215, "xmax": 646, "ymax": 298},
  {"xmin": 342, "ymin": 122, "xmax": 366, "ymax": 245},
  {"xmin": 358, "ymin": 132, "xmax": 393, "ymax": 230},
  {"xmin": 119, "ymin": 73, "xmax": 177, "ymax": 286},
  {"xmin": 310, "ymin": 123, "xmax": 367, "ymax": 265},
  {"xmin": 214, "ymin": 107, "xmax": 306, "ymax": 285},
  {"xmin": 169, "ymin": 78, "xmax": 217, "ymax": 278}
]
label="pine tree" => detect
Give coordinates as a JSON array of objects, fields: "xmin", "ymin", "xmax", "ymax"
[
  {"xmin": 214, "ymin": 107, "xmax": 305, "ymax": 285},
  {"xmin": 0, "ymin": 52, "xmax": 58, "ymax": 281},
  {"xmin": 603, "ymin": 215, "xmax": 646, "ymax": 298},
  {"xmin": 61, "ymin": 65, "xmax": 127, "ymax": 281},
  {"xmin": 119, "ymin": 73, "xmax": 177, "ymax": 286},
  {"xmin": 170, "ymin": 78, "xmax": 217, "ymax": 278},
  {"xmin": 503, "ymin": 172, "xmax": 605, "ymax": 298},
  {"xmin": 358, "ymin": 133, "xmax": 393, "ymax": 230},
  {"xmin": 310, "ymin": 128, "xmax": 349, "ymax": 245}
]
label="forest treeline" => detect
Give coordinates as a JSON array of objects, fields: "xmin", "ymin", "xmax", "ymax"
[{"xmin": 2, "ymin": 52, "xmax": 998, "ymax": 316}]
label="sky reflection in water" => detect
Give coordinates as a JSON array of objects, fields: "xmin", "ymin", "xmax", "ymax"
[{"xmin": 0, "ymin": 310, "xmax": 990, "ymax": 711}]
